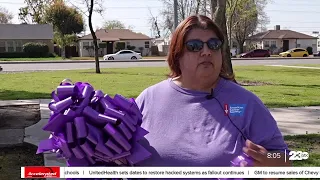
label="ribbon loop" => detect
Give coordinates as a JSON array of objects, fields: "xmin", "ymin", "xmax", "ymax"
[{"xmin": 37, "ymin": 79, "xmax": 151, "ymax": 169}]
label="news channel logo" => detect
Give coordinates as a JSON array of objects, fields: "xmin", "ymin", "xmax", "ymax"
[{"xmin": 266, "ymin": 150, "xmax": 309, "ymax": 161}]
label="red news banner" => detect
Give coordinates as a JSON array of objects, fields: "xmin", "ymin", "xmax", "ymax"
[
  {"xmin": 23, "ymin": 166, "xmax": 61, "ymax": 178},
  {"xmin": 21, "ymin": 166, "xmax": 320, "ymax": 179}
]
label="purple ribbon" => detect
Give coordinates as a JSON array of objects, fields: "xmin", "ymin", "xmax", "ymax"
[{"xmin": 37, "ymin": 80, "xmax": 151, "ymax": 168}]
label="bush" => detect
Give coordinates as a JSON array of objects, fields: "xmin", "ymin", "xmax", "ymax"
[
  {"xmin": 23, "ymin": 42, "xmax": 49, "ymax": 58},
  {"xmin": 115, "ymin": 42, "xmax": 125, "ymax": 52},
  {"xmin": 306, "ymin": 47, "xmax": 313, "ymax": 55},
  {"xmin": 127, "ymin": 45, "xmax": 136, "ymax": 50},
  {"xmin": 0, "ymin": 52, "xmax": 28, "ymax": 58}
]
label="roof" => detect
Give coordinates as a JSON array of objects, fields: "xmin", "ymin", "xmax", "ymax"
[
  {"xmin": 248, "ymin": 30, "xmax": 317, "ymax": 40},
  {"xmin": 80, "ymin": 29, "xmax": 151, "ymax": 41},
  {"xmin": 0, "ymin": 24, "xmax": 53, "ymax": 40}
]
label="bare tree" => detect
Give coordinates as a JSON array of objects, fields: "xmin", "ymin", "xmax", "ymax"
[
  {"xmin": 147, "ymin": 7, "xmax": 161, "ymax": 38},
  {"xmin": 67, "ymin": 0, "xmax": 104, "ymax": 73},
  {"xmin": 159, "ymin": 0, "xmax": 210, "ymax": 37},
  {"xmin": 88, "ymin": 0, "xmax": 101, "ymax": 73},
  {"xmin": 211, "ymin": 0, "xmax": 234, "ymax": 76},
  {"xmin": 0, "ymin": 6, "xmax": 13, "ymax": 24}
]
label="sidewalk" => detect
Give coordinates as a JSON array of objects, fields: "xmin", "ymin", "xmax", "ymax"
[{"xmin": 1, "ymin": 99, "xmax": 320, "ymax": 179}]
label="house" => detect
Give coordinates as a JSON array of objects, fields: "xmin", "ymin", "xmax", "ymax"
[
  {"xmin": 78, "ymin": 29, "xmax": 152, "ymax": 57},
  {"xmin": 0, "ymin": 24, "xmax": 54, "ymax": 53},
  {"xmin": 152, "ymin": 37, "xmax": 170, "ymax": 56},
  {"xmin": 246, "ymin": 25, "xmax": 318, "ymax": 54}
]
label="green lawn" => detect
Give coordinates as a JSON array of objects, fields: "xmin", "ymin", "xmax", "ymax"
[
  {"xmin": 293, "ymin": 64, "xmax": 320, "ymax": 67},
  {"xmin": 281, "ymin": 134, "xmax": 320, "ymax": 180},
  {"xmin": 0, "ymin": 66, "xmax": 319, "ymax": 108}
]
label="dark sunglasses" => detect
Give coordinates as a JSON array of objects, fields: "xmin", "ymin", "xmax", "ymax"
[{"xmin": 185, "ymin": 38, "xmax": 223, "ymax": 52}]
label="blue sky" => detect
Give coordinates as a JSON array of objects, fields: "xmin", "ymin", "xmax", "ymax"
[{"xmin": 1, "ymin": 0, "xmax": 320, "ymax": 37}]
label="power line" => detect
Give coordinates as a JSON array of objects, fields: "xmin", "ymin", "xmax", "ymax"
[
  {"xmin": 0, "ymin": 1, "xmax": 23, "ymax": 4},
  {"xmin": 267, "ymin": 9, "xmax": 320, "ymax": 13}
]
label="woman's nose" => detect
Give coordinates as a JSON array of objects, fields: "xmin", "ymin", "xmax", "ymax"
[{"xmin": 200, "ymin": 43, "xmax": 212, "ymax": 57}]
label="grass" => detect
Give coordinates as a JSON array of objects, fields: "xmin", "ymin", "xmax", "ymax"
[
  {"xmin": 0, "ymin": 65, "xmax": 319, "ymax": 108},
  {"xmin": 280, "ymin": 134, "xmax": 320, "ymax": 180},
  {"xmin": 293, "ymin": 64, "xmax": 320, "ymax": 67},
  {"xmin": 0, "ymin": 143, "xmax": 44, "ymax": 180}
]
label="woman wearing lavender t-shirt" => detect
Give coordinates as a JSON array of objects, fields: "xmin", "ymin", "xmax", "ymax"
[{"xmin": 135, "ymin": 15, "xmax": 291, "ymax": 171}]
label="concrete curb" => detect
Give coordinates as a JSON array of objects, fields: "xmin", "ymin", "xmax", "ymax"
[{"xmin": 0, "ymin": 99, "xmax": 40, "ymax": 106}]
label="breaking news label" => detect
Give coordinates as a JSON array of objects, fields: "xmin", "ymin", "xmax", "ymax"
[{"xmin": 21, "ymin": 166, "xmax": 320, "ymax": 179}]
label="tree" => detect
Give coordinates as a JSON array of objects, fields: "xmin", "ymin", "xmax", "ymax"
[
  {"xmin": 88, "ymin": 0, "xmax": 102, "ymax": 73},
  {"xmin": 0, "ymin": 6, "xmax": 13, "ymax": 24},
  {"xmin": 68, "ymin": 0, "xmax": 104, "ymax": 74},
  {"xmin": 211, "ymin": 0, "xmax": 234, "ymax": 77},
  {"xmin": 226, "ymin": 0, "xmax": 240, "ymax": 50},
  {"xmin": 226, "ymin": 0, "xmax": 269, "ymax": 54},
  {"xmin": 45, "ymin": 0, "xmax": 84, "ymax": 58},
  {"xmin": 103, "ymin": 20, "xmax": 125, "ymax": 30},
  {"xmin": 159, "ymin": 0, "xmax": 209, "ymax": 37},
  {"xmin": 228, "ymin": 0, "xmax": 259, "ymax": 53},
  {"xmin": 19, "ymin": 0, "xmax": 53, "ymax": 24}
]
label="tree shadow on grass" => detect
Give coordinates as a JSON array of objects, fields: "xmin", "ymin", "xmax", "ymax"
[
  {"xmin": 79, "ymin": 71, "xmax": 168, "ymax": 77},
  {"xmin": 276, "ymin": 84, "xmax": 320, "ymax": 89},
  {"xmin": 0, "ymin": 90, "xmax": 50, "ymax": 100},
  {"xmin": 0, "ymin": 142, "xmax": 44, "ymax": 180}
]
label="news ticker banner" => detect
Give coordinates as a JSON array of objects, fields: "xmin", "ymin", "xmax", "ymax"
[{"xmin": 21, "ymin": 166, "xmax": 320, "ymax": 179}]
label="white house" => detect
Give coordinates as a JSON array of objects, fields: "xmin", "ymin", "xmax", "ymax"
[
  {"xmin": 246, "ymin": 25, "xmax": 318, "ymax": 54},
  {"xmin": 152, "ymin": 37, "xmax": 170, "ymax": 56},
  {"xmin": 78, "ymin": 29, "xmax": 152, "ymax": 57}
]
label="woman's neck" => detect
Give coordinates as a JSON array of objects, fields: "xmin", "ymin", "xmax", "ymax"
[{"xmin": 173, "ymin": 76, "xmax": 220, "ymax": 93}]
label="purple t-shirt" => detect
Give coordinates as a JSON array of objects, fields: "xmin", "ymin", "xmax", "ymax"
[{"xmin": 135, "ymin": 77, "xmax": 288, "ymax": 167}]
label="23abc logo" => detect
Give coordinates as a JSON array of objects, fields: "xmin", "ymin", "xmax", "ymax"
[{"xmin": 289, "ymin": 150, "xmax": 309, "ymax": 161}]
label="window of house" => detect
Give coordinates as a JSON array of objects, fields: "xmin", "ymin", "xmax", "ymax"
[
  {"xmin": 83, "ymin": 42, "xmax": 89, "ymax": 47},
  {"xmin": 271, "ymin": 41, "xmax": 276, "ymax": 46},
  {"xmin": 0, "ymin": 41, "xmax": 5, "ymax": 53},
  {"xmin": 16, "ymin": 41, "xmax": 23, "ymax": 52},
  {"xmin": 318, "ymin": 41, "xmax": 320, "ymax": 47},
  {"xmin": 297, "ymin": 44, "xmax": 301, "ymax": 47},
  {"xmin": 264, "ymin": 41, "xmax": 270, "ymax": 47},
  {"xmin": 126, "ymin": 42, "xmax": 130, "ymax": 46},
  {"xmin": 7, "ymin": 41, "xmax": 14, "ymax": 52},
  {"xmin": 145, "ymin": 41, "xmax": 150, "ymax": 48},
  {"xmin": 232, "ymin": 41, "xmax": 237, "ymax": 48}
]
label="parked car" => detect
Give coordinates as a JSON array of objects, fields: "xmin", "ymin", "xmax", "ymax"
[
  {"xmin": 279, "ymin": 48, "xmax": 309, "ymax": 57},
  {"xmin": 103, "ymin": 50, "xmax": 142, "ymax": 60},
  {"xmin": 240, "ymin": 49, "xmax": 270, "ymax": 58}
]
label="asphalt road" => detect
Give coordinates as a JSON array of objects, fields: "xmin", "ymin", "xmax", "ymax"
[{"xmin": 0, "ymin": 58, "xmax": 320, "ymax": 72}]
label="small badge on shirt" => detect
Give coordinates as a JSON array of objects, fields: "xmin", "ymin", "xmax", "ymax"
[{"xmin": 224, "ymin": 104, "xmax": 247, "ymax": 116}]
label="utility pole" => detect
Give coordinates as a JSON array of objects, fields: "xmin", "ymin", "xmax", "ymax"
[{"xmin": 174, "ymin": 0, "xmax": 178, "ymax": 29}]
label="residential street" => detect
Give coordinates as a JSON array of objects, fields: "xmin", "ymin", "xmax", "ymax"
[{"xmin": 0, "ymin": 58, "xmax": 320, "ymax": 72}]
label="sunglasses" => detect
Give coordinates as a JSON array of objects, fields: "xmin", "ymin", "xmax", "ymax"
[{"xmin": 185, "ymin": 38, "xmax": 223, "ymax": 52}]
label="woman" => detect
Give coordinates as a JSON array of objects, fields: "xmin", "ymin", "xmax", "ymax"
[{"xmin": 135, "ymin": 15, "xmax": 290, "ymax": 169}]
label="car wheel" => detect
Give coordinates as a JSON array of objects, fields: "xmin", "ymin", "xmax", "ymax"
[
  {"xmin": 265, "ymin": 54, "xmax": 270, "ymax": 57},
  {"xmin": 108, "ymin": 57, "xmax": 114, "ymax": 60},
  {"xmin": 131, "ymin": 56, "xmax": 137, "ymax": 60},
  {"xmin": 303, "ymin": 54, "xmax": 308, "ymax": 57},
  {"xmin": 287, "ymin": 54, "xmax": 291, "ymax": 57}
]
